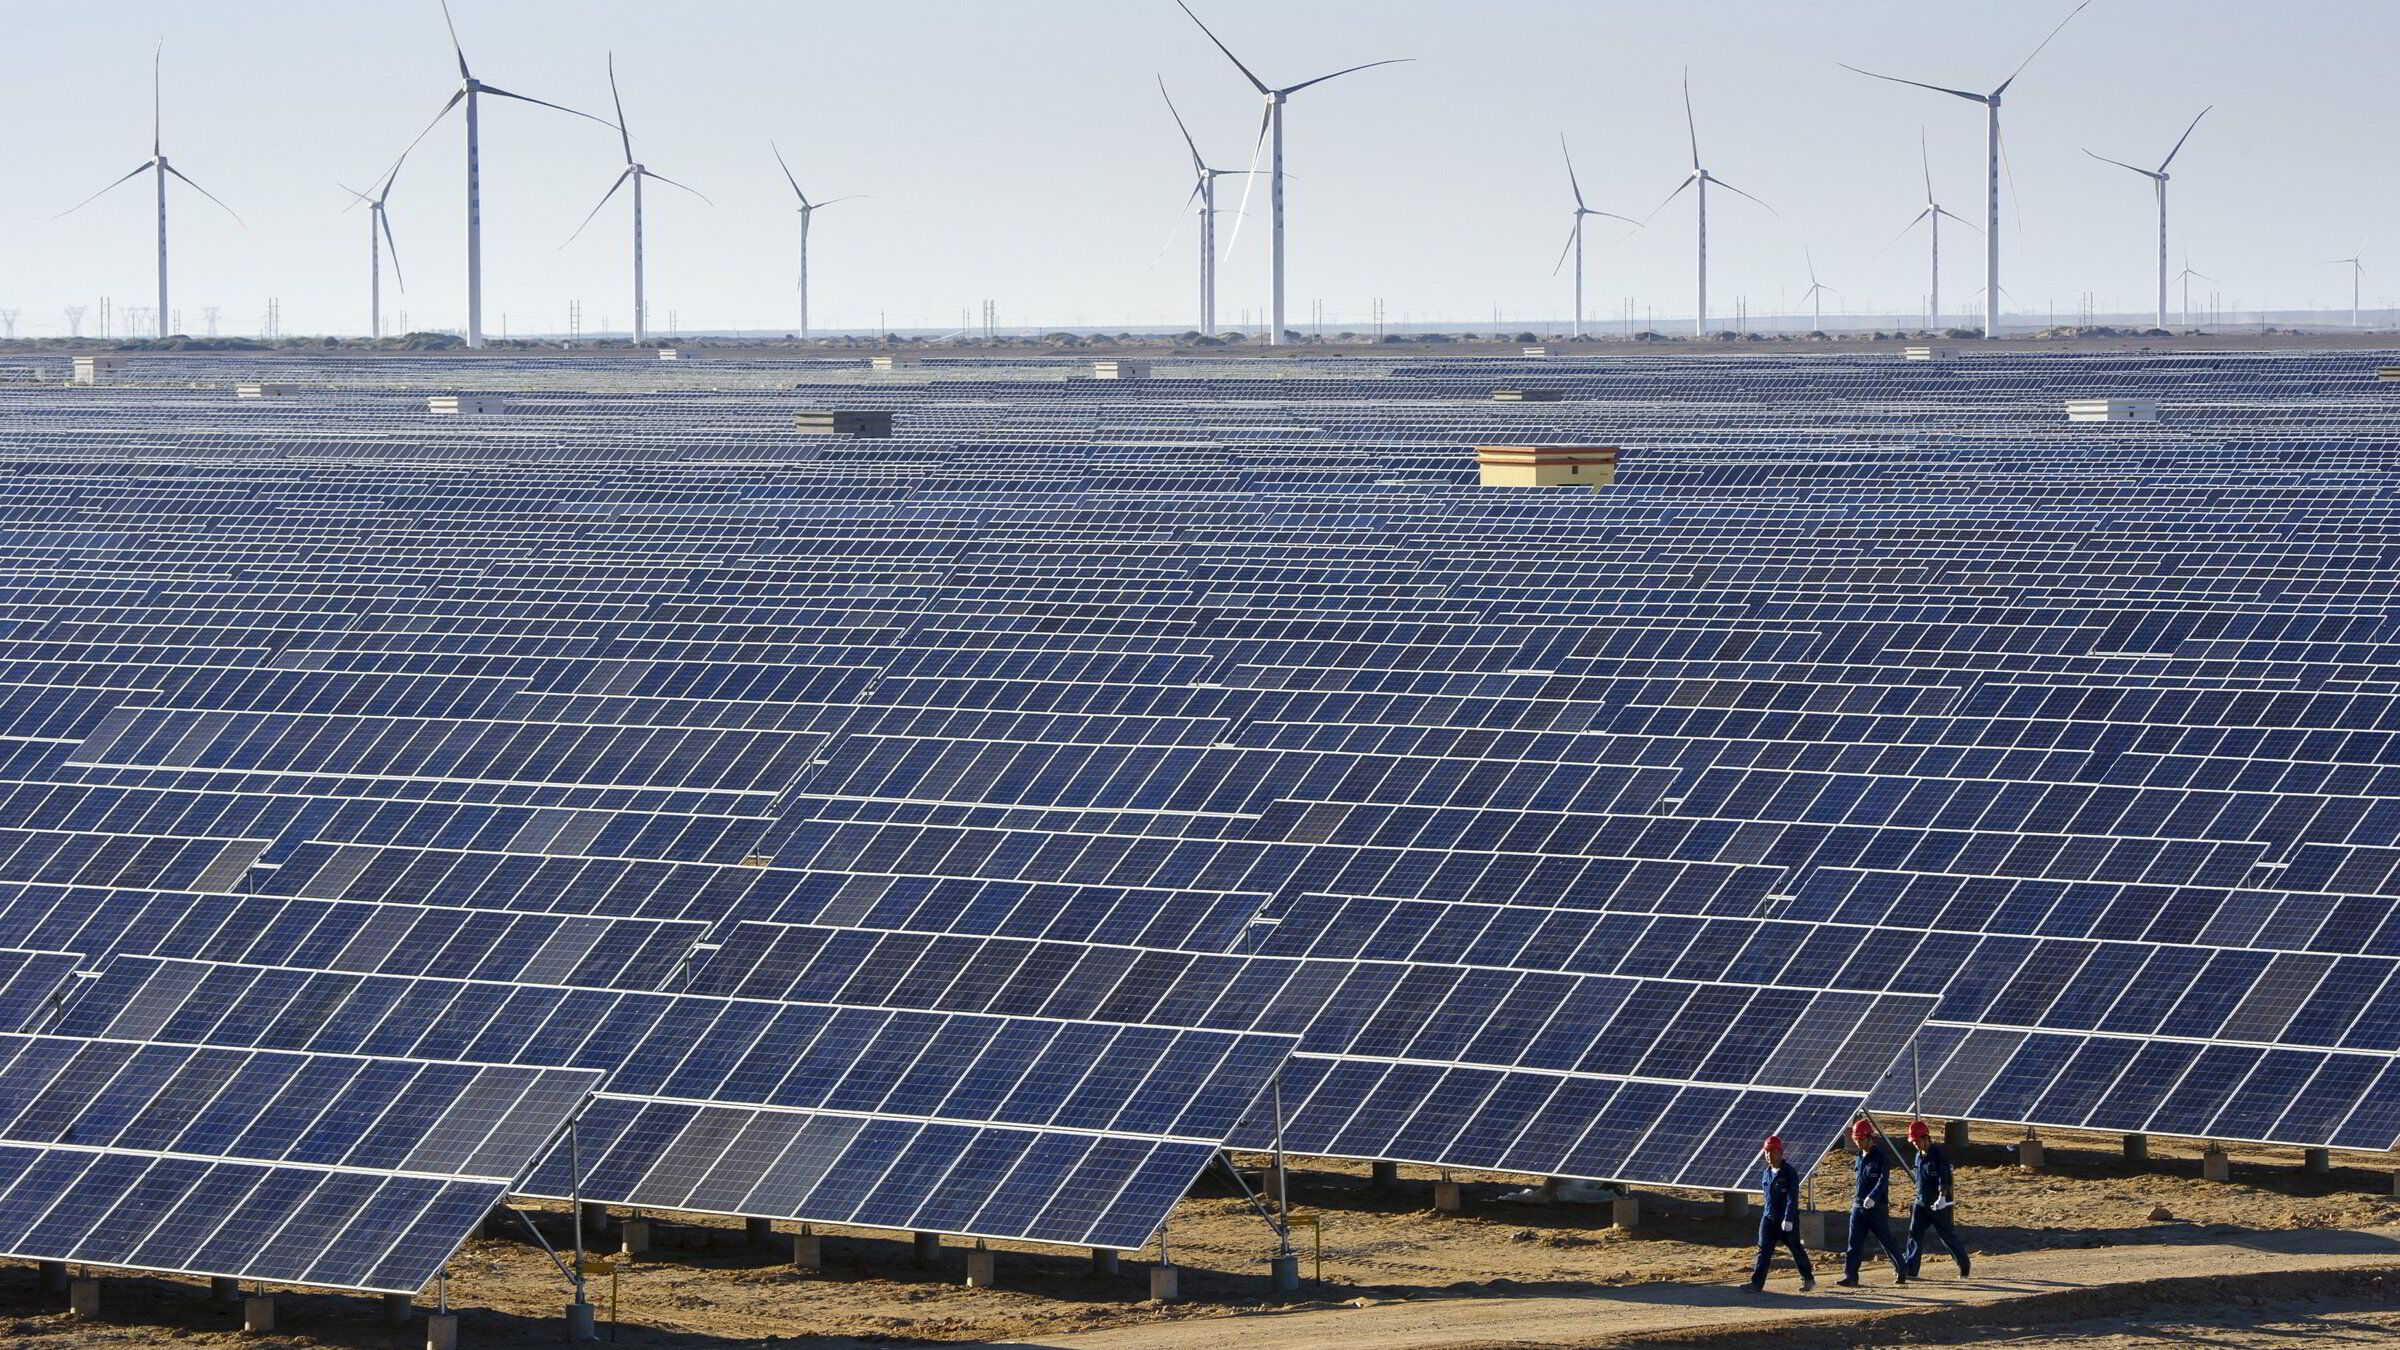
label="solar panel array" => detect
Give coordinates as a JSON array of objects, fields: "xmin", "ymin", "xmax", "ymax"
[{"xmin": 0, "ymin": 344, "xmax": 2396, "ymax": 1290}]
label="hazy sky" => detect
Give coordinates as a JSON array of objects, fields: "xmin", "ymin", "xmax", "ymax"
[{"xmin": 6, "ymin": 0, "xmax": 2395, "ymax": 336}]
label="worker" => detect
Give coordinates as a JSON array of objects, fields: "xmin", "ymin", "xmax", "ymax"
[
  {"xmin": 1746, "ymin": 1134, "xmax": 1814, "ymax": 1293},
  {"xmin": 1902, "ymin": 1119, "xmax": 1971, "ymax": 1278},
  {"xmin": 1836, "ymin": 1116, "xmax": 1909, "ymax": 1287}
]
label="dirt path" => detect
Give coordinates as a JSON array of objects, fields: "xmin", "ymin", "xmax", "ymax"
[{"xmin": 949, "ymin": 1225, "xmax": 2400, "ymax": 1350}]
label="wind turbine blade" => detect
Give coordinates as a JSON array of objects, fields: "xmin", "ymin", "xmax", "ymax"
[
  {"xmin": 381, "ymin": 207, "xmax": 406, "ymax": 291},
  {"xmin": 1992, "ymin": 0, "xmax": 2091, "ymax": 98},
  {"xmin": 153, "ymin": 41, "xmax": 163, "ymax": 157},
  {"xmin": 338, "ymin": 182, "xmax": 372, "ymax": 212},
  {"xmin": 164, "ymin": 163, "xmax": 244, "ymax": 225},
  {"xmin": 2158, "ymin": 105, "xmax": 2210, "ymax": 171},
  {"xmin": 1280, "ymin": 57, "xmax": 1411, "ymax": 96},
  {"xmin": 811, "ymin": 195, "xmax": 864, "ymax": 209},
  {"xmin": 1219, "ymin": 103, "xmax": 1272, "ymax": 261},
  {"xmin": 2186, "ymin": 270, "xmax": 2215, "ymax": 282},
  {"xmin": 1873, "ymin": 208, "xmax": 1933, "ymax": 258},
  {"xmin": 55, "ymin": 162, "xmax": 155, "ymax": 218},
  {"xmin": 1173, "ymin": 0, "xmax": 1270, "ymax": 95},
  {"xmin": 1551, "ymin": 221, "xmax": 1578, "ymax": 277},
  {"xmin": 1158, "ymin": 76, "xmax": 1208, "ymax": 174},
  {"xmin": 2083, "ymin": 149, "xmax": 2156, "ymax": 178},
  {"xmin": 1682, "ymin": 67, "xmax": 1700, "ymax": 170},
  {"xmin": 1933, "ymin": 205, "xmax": 1984, "ymax": 234},
  {"xmin": 1838, "ymin": 63, "xmax": 1985, "ymax": 104},
  {"xmin": 770, "ymin": 141, "xmax": 810, "ymax": 207},
  {"xmin": 387, "ymin": 89, "xmax": 466, "ymax": 186},
  {"xmin": 562, "ymin": 167, "xmax": 632, "ymax": 246},
  {"xmin": 1711, "ymin": 176, "xmax": 1778, "ymax": 218},
  {"xmin": 1560, "ymin": 133, "xmax": 1586, "ymax": 209},
  {"xmin": 476, "ymin": 84, "xmax": 614, "ymax": 128},
  {"xmin": 1641, "ymin": 173, "xmax": 1695, "ymax": 225},
  {"xmin": 439, "ymin": 0, "xmax": 471, "ymax": 79},
  {"xmin": 607, "ymin": 53, "xmax": 634, "ymax": 163},
  {"xmin": 1587, "ymin": 210, "xmax": 1643, "ymax": 227},
  {"xmin": 645, "ymin": 170, "xmax": 713, "ymax": 205},
  {"xmin": 1998, "ymin": 122, "xmax": 2025, "ymax": 235},
  {"xmin": 1920, "ymin": 127, "xmax": 1934, "ymax": 200}
]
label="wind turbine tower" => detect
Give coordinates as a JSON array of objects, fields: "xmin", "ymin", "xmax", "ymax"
[
  {"xmin": 1648, "ymin": 70, "xmax": 1772, "ymax": 337},
  {"xmin": 770, "ymin": 146, "xmax": 860, "ymax": 341},
  {"xmin": 1841, "ymin": 0, "xmax": 2091, "ymax": 338},
  {"xmin": 568, "ymin": 55, "xmax": 709, "ymax": 344},
  {"xmin": 412, "ymin": 0, "xmax": 609, "ymax": 349},
  {"xmin": 60, "ymin": 45, "xmax": 239, "ymax": 339},
  {"xmin": 1555, "ymin": 136, "xmax": 1639, "ymax": 339},
  {"xmin": 1175, "ymin": 0, "xmax": 1409, "ymax": 346},
  {"xmin": 2329, "ymin": 252, "xmax": 2365, "ymax": 329},
  {"xmin": 1160, "ymin": 77, "xmax": 1248, "ymax": 338},
  {"xmin": 2086, "ymin": 107, "xmax": 2210, "ymax": 333},
  {"xmin": 1800, "ymin": 247, "xmax": 1838, "ymax": 334},
  {"xmin": 341, "ymin": 166, "xmax": 408, "ymax": 339}
]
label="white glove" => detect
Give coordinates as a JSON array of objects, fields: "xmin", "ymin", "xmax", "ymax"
[
  {"xmin": 1780, "ymin": 1219, "xmax": 1793, "ymax": 1233},
  {"xmin": 1933, "ymin": 1197, "xmax": 1954, "ymax": 1211}
]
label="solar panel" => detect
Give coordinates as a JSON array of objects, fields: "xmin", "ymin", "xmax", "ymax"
[{"xmin": 0, "ymin": 1032, "xmax": 597, "ymax": 1294}]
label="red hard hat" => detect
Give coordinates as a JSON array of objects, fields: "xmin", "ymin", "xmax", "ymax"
[
  {"xmin": 1908, "ymin": 1120, "xmax": 1932, "ymax": 1142},
  {"xmin": 1762, "ymin": 1134, "xmax": 1784, "ymax": 1152},
  {"xmin": 1852, "ymin": 1118, "xmax": 1877, "ymax": 1141}
]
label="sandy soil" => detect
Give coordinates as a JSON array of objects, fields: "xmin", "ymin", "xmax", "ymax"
[{"xmin": 0, "ymin": 1128, "xmax": 2394, "ymax": 1348}]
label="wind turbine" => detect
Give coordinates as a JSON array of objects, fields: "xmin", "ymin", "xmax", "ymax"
[
  {"xmin": 566, "ymin": 55, "xmax": 709, "ymax": 344},
  {"xmin": 2328, "ymin": 251, "xmax": 2365, "ymax": 329},
  {"xmin": 1883, "ymin": 130, "xmax": 1980, "ymax": 330},
  {"xmin": 59, "ymin": 44, "xmax": 239, "ymax": 340},
  {"xmin": 339, "ymin": 166, "xmax": 408, "ymax": 340},
  {"xmin": 1840, "ymin": 0, "xmax": 2092, "ymax": 338},
  {"xmin": 1800, "ymin": 247, "xmax": 1838, "ymax": 334},
  {"xmin": 2173, "ymin": 256, "xmax": 2214, "ymax": 330},
  {"xmin": 770, "ymin": 146, "xmax": 861, "ymax": 341},
  {"xmin": 1160, "ymin": 77, "xmax": 1250, "ymax": 338},
  {"xmin": 404, "ymin": 0, "xmax": 609, "ymax": 349},
  {"xmin": 2086, "ymin": 107, "xmax": 2209, "ymax": 334},
  {"xmin": 1174, "ymin": 0, "xmax": 1409, "ymax": 347},
  {"xmin": 1646, "ymin": 69, "xmax": 1773, "ymax": 337},
  {"xmin": 1555, "ymin": 135, "xmax": 1639, "ymax": 339}
]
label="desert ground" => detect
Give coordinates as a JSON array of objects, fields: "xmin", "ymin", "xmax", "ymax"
[{"xmin": 2, "ymin": 1127, "xmax": 2394, "ymax": 1349}]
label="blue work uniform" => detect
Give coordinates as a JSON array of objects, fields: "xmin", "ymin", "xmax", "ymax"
[
  {"xmin": 1747, "ymin": 1157, "xmax": 1812, "ymax": 1289},
  {"xmin": 1902, "ymin": 1142, "xmax": 1971, "ymax": 1277},
  {"xmin": 1842, "ymin": 1146, "xmax": 1909, "ymax": 1282}
]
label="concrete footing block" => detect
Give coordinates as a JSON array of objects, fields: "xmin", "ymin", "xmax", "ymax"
[
  {"xmin": 1798, "ymin": 1210, "xmax": 1828, "ymax": 1250},
  {"xmin": 566, "ymin": 1299, "xmax": 597, "ymax": 1342},
  {"xmin": 1150, "ymin": 1264, "xmax": 1180, "ymax": 1302},
  {"xmin": 1719, "ymin": 1190, "xmax": 1748, "ymax": 1219},
  {"xmin": 619, "ymin": 1218, "xmax": 650, "ymax": 1256},
  {"xmin": 383, "ymin": 1292, "xmax": 414, "ymax": 1324},
  {"xmin": 2123, "ymin": 1133, "xmax": 2149, "ymax": 1163},
  {"xmin": 1611, "ymin": 1192, "xmax": 1640, "ymax": 1230},
  {"xmin": 746, "ymin": 1216, "xmax": 776, "ymax": 1245},
  {"xmin": 2304, "ymin": 1147, "xmax": 2331, "ymax": 1175},
  {"xmin": 69, "ymin": 1277, "xmax": 99, "ymax": 1320},
  {"xmin": 1371, "ymin": 1160, "xmax": 1399, "ymax": 1189},
  {"xmin": 2016, "ymin": 1136, "xmax": 2044, "ymax": 1170},
  {"xmin": 579, "ymin": 1202, "xmax": 609, "ymax": 1234},
  {"xmin": 2389, "ymin": 1169, "xmax": 2399, "ymax": 1197},
  {"xmin": 425, "ymin": 1313, "xmax": 460, "ymax": 1350},
  {"xmin": 1266, "ymin": 1251, "xmax": 1299, "ymax": 1293},
  {"xmin": 1432, "ymin": 1180, "xmax": 1465, "ymax": 1214},
  {"xmin": 242, "ymin": 1295, "xmax": 275, "ymax": 1335},
  {"xmin": 1943, "ymin": 1120, "xmax": 1969, "ymax": 1151},
  {"xmin": 965, "ymin": 1243, "xmax": 997, "ymax": 1288},
  {"xmin": 210, "ymin": 1276, "xmax": 240, "ymax": 1306},
  {"xmin": 913, "ymin": 1231, "xmax": 941, "ymax": 1267},
  {"xmin": 791, "ymin": 1229, "xmax": 823, "ymax": 1270},
  {"xmin": 2203, "ymin": 1147, "xmax": 2231, "ymax": 1182},
  {"xmin": 38, "ymin": 1259, "xmax": 67, "ymax": 1293},
  {"xmin": 1090, "ymin": 1247, "xmax": 1120, "ymax": 1276}
]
